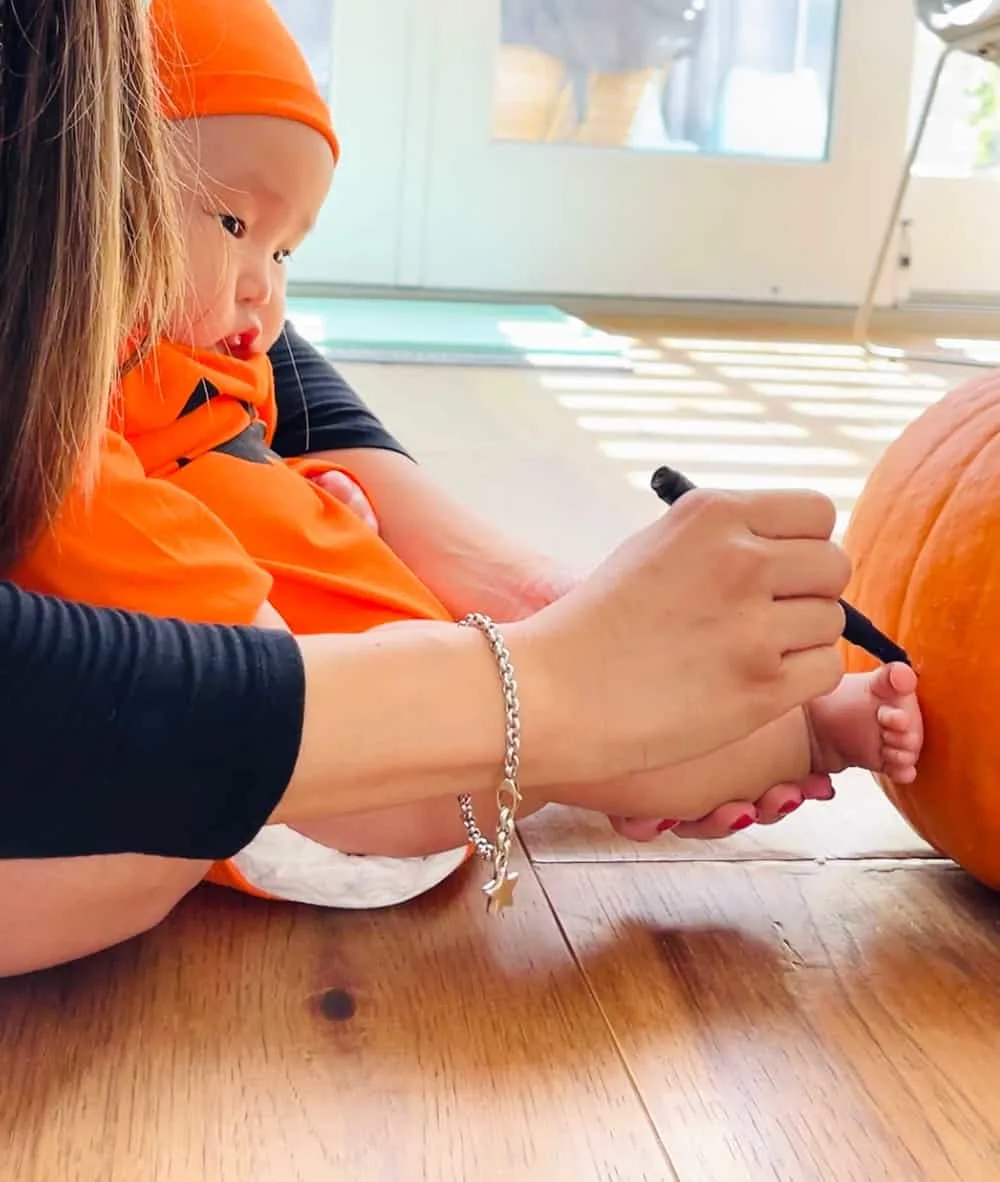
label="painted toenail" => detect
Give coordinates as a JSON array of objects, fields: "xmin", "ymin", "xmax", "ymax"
[
  {"xmin": 657, "ymin": 819, "xmax": 678, "ymax": 832},
  {"xmin": 778, "ymin": 800, "xmax": 801, "ymax": 816},
  {"xmin": 730, "ymin": 814, "xmax": 755, "ymax": 832}
]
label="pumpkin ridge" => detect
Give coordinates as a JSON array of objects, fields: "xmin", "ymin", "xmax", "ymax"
[
  {"xmin": 897, "ymin": 397, "xmax": 1000, "ymax": 655},
  {"xmin": 849, "ymin": 381, "xmax": 1000, "ymax": 657}
]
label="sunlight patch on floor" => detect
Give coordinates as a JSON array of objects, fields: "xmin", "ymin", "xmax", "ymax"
[
  {"xmin": 556, "ymin": 393, "xmax": 764, "ymax": 415},
  {"xmin": 601, "ymin": 440, "xmax": 861, "ymax": 466},
  {"xmin": 660, "ymin": 338, "xmax": 866, "ymax": 356},
  {"xmin": 578, "ymin": 415, "xmax": 808, "ymax": 439}
]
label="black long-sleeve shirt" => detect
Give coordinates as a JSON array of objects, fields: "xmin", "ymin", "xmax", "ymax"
[{"xmin": 1, "ymin": 324, "xmax": 404, "ymax": 860}]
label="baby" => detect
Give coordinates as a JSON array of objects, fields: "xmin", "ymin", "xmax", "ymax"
[{"xmin": 13, "ymin": 0, "xmax": 922, "ymax": 907}]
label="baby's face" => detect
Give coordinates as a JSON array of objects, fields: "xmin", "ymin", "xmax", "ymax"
[{"xmin": 167, "ymin": 114, "xmax": 334, "ymax": 358}]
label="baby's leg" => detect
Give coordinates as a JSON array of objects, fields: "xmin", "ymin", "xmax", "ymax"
[{"xmin": 0, "ymin": 854, "xmax": 208, "ymax": 977}]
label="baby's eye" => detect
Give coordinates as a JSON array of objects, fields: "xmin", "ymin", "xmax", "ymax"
[
  {"xmin": 219, "ymin": 213, "xmax": 247, "ymax": 239},
  {"xmin": 274, "ymin": 249, "xmax": 292, "ymax": 264}
]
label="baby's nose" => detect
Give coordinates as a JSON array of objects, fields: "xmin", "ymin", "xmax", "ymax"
[{"xmin": 239, "ymin": 264, "xmax": 272, "ymax": 307}]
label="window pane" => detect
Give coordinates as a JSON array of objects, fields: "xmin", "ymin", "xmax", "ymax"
[
  {"xmin": 910, "ymin": 21, "xmax": 1000, "ymax": 177},
  {"xmin": 271, "ymin": 0, "xmax": 335, "ymax": 98},
  {"xmin": 492, "ymin": 0, "xmax": 841, "ymax": 161}
]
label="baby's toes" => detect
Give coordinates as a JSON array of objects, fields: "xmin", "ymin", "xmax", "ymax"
[
  {"xmin": 878, "ymin": 703, "xmax": 923, "ymax": 752},
  {"xmin": 884, "ymin": 727, "xmax": 921, "ymax": 753},
  {"xmin": 882, "ymin": 744, "xmax": 918, "ymax": 781},
  {"xmin": 877, "ymin": 705, "xmax": 911, "ymax": 733},
  {"xmin": 871, "ymin": 661, "xmax": 917, "ymax": 704},
  {"xmin": 883, "ymin": 755, "xmax": 918, "ymax": 783}
]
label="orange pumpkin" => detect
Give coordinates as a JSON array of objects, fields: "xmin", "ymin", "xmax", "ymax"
[{"xmin": 842, "ymin": 368, "xmax": 1000, "ymax": 887}]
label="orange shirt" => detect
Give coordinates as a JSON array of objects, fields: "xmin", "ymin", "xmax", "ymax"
[{"xmin": 14, "ymin": 342, "xmax": 451, "ymax": 632}]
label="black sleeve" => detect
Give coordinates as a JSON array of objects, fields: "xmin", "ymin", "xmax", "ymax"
[
  {"xmin": 269, "ymin": 321, "xmax": 411, "ymax": 460},
  {"xmin": 0, "ymin": 583, "xmax": 306, "ymax": 861}
]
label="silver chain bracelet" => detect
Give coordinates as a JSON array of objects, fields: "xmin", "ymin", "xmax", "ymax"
[{"xmin": 458, "ymin": 613, "xmax": 523, "ymax": 915}]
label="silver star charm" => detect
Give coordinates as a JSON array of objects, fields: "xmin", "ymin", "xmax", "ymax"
[{"xmin": 483, "ymin": 870, "xmax": 519, "ymax": 915}]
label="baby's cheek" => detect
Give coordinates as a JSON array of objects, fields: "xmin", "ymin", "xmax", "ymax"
[
  {"xmin": 173, "ymin": 243, "xmax": 232, "ymax": 347},
  {"xmin": 260, "ymin": 281, "xmax": 288, "ymax": 351}
]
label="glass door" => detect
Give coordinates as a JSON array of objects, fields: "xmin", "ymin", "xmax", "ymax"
[
  {"xmin": 413, "ymin": 0, "xmax": 920, "ymax": 303},
  {"xmin": 273, "ymin": 0, "xmax": 416, "ymax": 286}
]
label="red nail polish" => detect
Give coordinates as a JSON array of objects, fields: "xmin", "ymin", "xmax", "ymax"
[
  {"xmin": 778, "ymin": 800, "xmax": 801, "ymax": 817},
  {"xmin": 730, "ymin": 814, "xmax": 755, "ymax": 832},
  {"xmin": 657, "ymin": 819, "xmax": 678, "ymax": 832}
]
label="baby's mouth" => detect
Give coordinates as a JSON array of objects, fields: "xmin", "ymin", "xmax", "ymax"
[{"xmin": 222, "ymin": 329, "xmax": 260, "ymax": 360}]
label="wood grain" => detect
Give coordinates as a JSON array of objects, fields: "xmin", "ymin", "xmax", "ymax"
[
  {"xmin": 0, "ymin": 849, "xmax": 671, "ymax": 1182},
  {"xmin": 520, "ymin": 769, "xmax": 935, "ymax": 863},
  {"xmin": 537, "ymin": 859, "xmax": 1000, "ymax": 1182}
]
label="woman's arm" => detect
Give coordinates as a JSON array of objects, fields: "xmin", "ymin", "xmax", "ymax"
[
  {"xmin": 0, "ymin": 583, "xmax": 304, "ymax": 861},
  {"xmin": 269, "ymin": 323, "xmax": 573, "ymax": 620},
  {"xmin": 0, "ymin": 586, "xmax": 525, "ymax": 862},
  {"xmin": 269, "ymin": 322, "xmax": 410, "ymax": 460}
]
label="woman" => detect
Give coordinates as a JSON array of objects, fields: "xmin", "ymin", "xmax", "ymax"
[{"xmin": 0, "ymin": 0, "xmax": 849, "ymax": 977}]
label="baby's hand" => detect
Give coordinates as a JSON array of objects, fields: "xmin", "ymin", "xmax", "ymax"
[{"xmin": 311, "ymin": 469, "xmax": 379, "ymax": 533}]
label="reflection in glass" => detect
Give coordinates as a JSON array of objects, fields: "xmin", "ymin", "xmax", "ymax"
[
  {"xmin": 272, "ymin": 0, "xmax": 335, "ymax": 97},
  {"xmin": 910, "ymin": 20, "xmax": 1000, "ymax": 176},
  {"xmin": 493, "ymin": 0, "xmax": 841, "ymax": 161}
]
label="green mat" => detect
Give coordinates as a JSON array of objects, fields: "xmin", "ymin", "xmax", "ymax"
[{"xmin": 286, "ymin": 296, "xmax": 630, "ymax": 369}]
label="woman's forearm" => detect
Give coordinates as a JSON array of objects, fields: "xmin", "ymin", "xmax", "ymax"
[
  {"xmin": 316, "ymin": 446, "xmax": 567, "ymax": 620},
  {"xmin": 273, "ymin": 620, "xmax": 560, "ymax": 826}
]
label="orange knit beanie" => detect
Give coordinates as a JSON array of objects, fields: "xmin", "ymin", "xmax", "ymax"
[{"xmin": 149, "ymin": 0, "xmax": 340, "ymax": 162}]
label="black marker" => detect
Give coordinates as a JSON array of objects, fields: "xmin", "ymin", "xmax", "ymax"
[{"xmin": 650, "ymin": 466, "xmax": 912, "ymax": 667}]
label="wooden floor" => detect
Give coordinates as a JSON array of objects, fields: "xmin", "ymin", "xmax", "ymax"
[{"xmin": 4, "ymin": 321, "xmax": 1000, "ymax": 1180}]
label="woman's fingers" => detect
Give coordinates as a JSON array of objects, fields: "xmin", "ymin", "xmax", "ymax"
[
  {"xmin": 763, "ymin": 537, "xmax": 852, "ymax": 603},
  {"xmin": 612, "ymin": 775, "xmax": 836, "ymax": 844},
  {"xmin": 743, "ymin": 488, "xmax": 838, "ymax": 541}
]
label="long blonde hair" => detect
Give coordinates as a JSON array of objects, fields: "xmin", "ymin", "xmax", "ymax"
[{"xmin": 0, "ymin": 0, "xmax": 183, "ymax": 570}]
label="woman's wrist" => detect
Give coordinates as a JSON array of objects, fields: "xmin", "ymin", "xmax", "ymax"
[{"xmin": 273, "ymin": 618, "xmax": 565, "ymax": 826}]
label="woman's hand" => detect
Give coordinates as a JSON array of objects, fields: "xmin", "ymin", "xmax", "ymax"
[{"xmin": 508, "ymin": 486, "xmax": 849, "ymax": 786}]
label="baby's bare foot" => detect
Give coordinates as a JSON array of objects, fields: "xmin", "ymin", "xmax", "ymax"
[
  {"xmin": 611, "ymin": 668, "xmax": 921, "ymax": 846},
  {"xmin": 806, "ymin": 663, "xmax": 923, "ymax": 784}
]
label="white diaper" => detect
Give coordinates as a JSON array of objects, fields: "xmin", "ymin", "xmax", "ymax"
[{"xmin": 229, "ymin": 823, "xmax": 469, "ymax": 910}]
